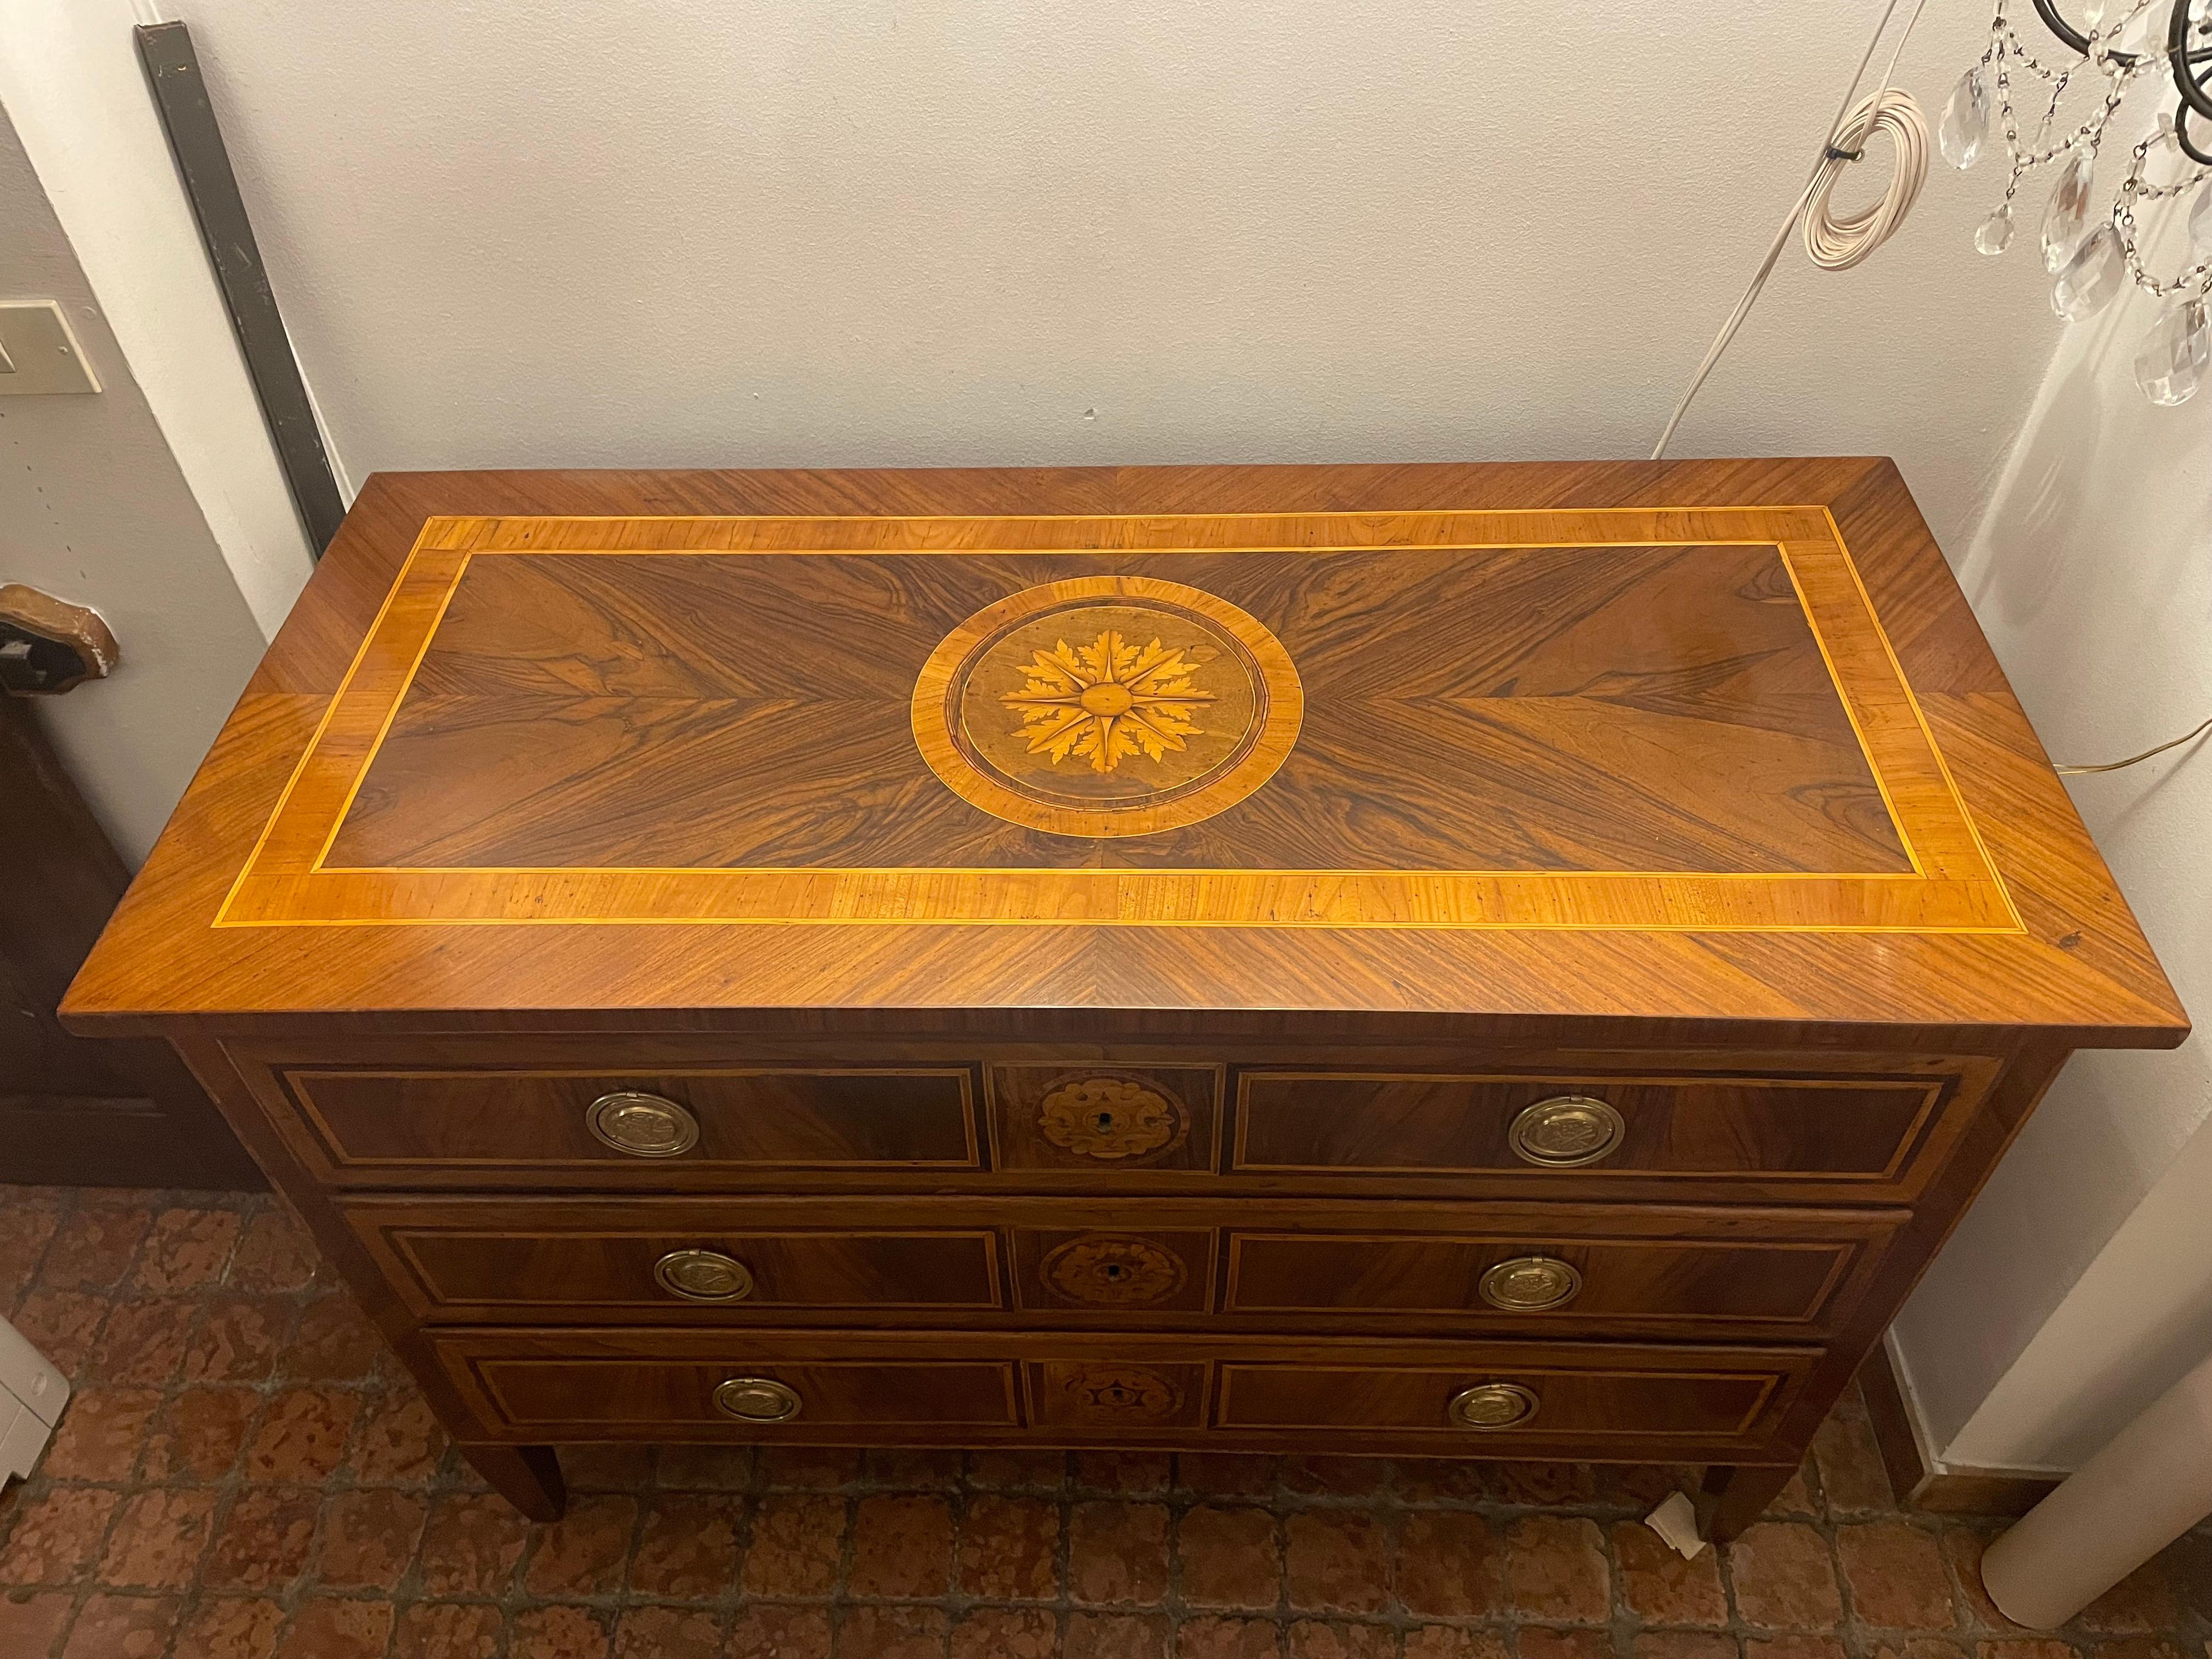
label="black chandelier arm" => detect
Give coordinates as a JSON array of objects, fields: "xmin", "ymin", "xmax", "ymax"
[
  {"xmin": 2179, "ymin": 100, "xmax": 2212, "ymax": 164},
  {"xmin": 2026, "ymin": 0, "xmax": 2212, "ymax": 156},
  {"xmin": 2030, "ymin": 0, "xmax": 2094, "ymax": 55},
  {"xmin": 2030, "ymin": 0, "xmax": 2212, "ymax": 78},
  {"xmin": 2170, "ymin": 0, "xmax": 2212, "ymax": 120}
]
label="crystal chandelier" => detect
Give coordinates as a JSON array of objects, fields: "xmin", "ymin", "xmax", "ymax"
[{"xmin": 1943, "ymin": 0, "xmax": 2212, "ymax": 404}]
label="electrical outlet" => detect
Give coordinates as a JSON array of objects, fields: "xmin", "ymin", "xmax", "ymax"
[{"xmin": 0, "ymin": 300, "xmax": 101, "ymax": 394}]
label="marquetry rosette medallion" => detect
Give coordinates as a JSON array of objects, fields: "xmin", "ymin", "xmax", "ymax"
[
  {"xmin": 1054, "ymin": 1364, "xmax": 1186, "ymax": 1424},
  {"xmin": 1041, "ymin": 1235, "xmax": 1188, "ymax": 1306},
  {"xmin": 911, "ymin": 575, "xmax": 1303, "ymax": 837},
  {"xmin": 1036, "ymin": 1075, "xmax": 1188, "ymax": 1163}
]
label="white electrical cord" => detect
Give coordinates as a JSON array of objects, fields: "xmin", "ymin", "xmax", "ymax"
[
  {"xmin": 1652, "ymin": 0, "xmax": 1933, "ymax": 459},
  {"xmin": 1802, "ymin": 89, "xmax": 1931, "ymax": 268}
]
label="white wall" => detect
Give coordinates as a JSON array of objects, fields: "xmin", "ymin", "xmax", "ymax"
[
  {"xmin": 1890, "ymin": 222, "xmax": 2212, "ymax": 1470},
  {"xmin": 172, "ymin": 0, "xmax": 2039, "ymax": 540},
  {"xmin": 0, "ymin": 101, "xmax": 272, "ymax": 864},
  {"xmin": 0, "ymin": 0, "xmax": 317, "ymax": 639}
]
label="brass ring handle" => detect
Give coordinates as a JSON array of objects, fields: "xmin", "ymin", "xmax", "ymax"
[
  {"xmin": 1478, "ymin": 1255, "xmax": 1583, "ymax": 1312},
  {"xmin": 713, "ymin": 1376, "xmax": 802, "ymax": 1423},
  {"xmin": 1507, "ymin": 1096, "xmax": 1625, "ymax": 1167},
  {"xmin": 585, "ymin": 1091, "xmax": 700, "ymax": 1158},
  {"xmin": 1448, "ymin": 1381, "xmax": 1541, "ymax": 1430},
  {"xmin": 654, "ymin": 1249, "xmax": 754, "ymax": 1303}
]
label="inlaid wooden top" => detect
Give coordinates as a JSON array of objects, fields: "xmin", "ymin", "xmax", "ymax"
[{"xmin": 63, "ymin": 461, "xmax": 2186, "ymax": 1045}]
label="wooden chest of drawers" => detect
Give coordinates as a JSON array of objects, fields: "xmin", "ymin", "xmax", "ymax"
[{"xmin": 63, "ymin": 460, "xmax": 2187, "ymax": 1539}]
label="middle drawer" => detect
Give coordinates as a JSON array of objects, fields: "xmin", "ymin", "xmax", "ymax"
[{"xmin": 344, "ymin": 1195, "xmax": 1903, "ymax": 1342}]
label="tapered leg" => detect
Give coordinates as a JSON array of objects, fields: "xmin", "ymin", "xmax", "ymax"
[
  {"xmin": 1699, "ymin": 1469, "xmax": 1805, "ymax": 1548},
  {"xmin": 460, "ymin": 1443, "xmax": 566, "ymax": 1522},
  {"xmin": 1699, "ymin": 1463, "xmax": 1798, "ymax": 1542}
]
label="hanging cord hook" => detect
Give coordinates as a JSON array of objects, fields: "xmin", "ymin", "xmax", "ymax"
[{"xmin": 1651, "ymin": 0, "xmax": 1932, "ymax": 460}]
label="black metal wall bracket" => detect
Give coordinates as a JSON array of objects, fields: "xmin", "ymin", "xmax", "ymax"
[{"xmin": 136, "ymin": 20, "xmax": 347, "ymax": 557}]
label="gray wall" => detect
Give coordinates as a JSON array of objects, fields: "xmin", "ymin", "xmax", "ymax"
[{"xmin": 0, "ymin": 99, "xmax": 269, "ymax": 865}]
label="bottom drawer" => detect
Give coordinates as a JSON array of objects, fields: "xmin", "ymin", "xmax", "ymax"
[{"xmin": 431, "ymin": 1330, "xmax": 1820, "ymax": 1460}]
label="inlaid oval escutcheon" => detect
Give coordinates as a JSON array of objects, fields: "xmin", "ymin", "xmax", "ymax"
[
  {"xmin": 713, "ymin": 1376, "xmax": 802, "ymax": 1423},
  {"xmin": 584, "ymin": 1092, "xmax": 700, "ymax": 1159},
  {"xmin": 653, "ymin": 1249, "xmax": 755, "ymax": 1303},
  {"xmin": 1041, "ymin": 1235, "xmax": 1188, "ymax": 1306},
  {"xmin": 1058, "ymin": 1363, "xmax": 1185, "ymax": 1423},
  {"xmin": 1507, "ymin": 1096, "xmax": 1626, "ymax": 1167},
  {"xmin": 1037, "ymin": 1076, "xmax": 1187, "ymax": 1161},
  {"xmin": 1477, "ymin": 1255, "xmax": 1583, "ymax": 1312},
  {"xmin": 1448, "ymin": 1381, "xmax": 1541, "ymax": 1431}
]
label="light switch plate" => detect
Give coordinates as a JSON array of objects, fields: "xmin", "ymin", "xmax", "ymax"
[{"xmin": 0, "ymin": 300, "xmax": 101, "ymax": 394}]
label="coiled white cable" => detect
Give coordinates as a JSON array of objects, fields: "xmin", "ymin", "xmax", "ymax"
[
  {"xmin": 1803, "ymin": 87, "xmax": 1931, "ymax": 269},
  {"xmin": 1651, "ymin": 0, "xmax": 1933, "ymax": 459}
]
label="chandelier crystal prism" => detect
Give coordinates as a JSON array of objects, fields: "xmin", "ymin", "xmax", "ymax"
[{"xmin": 1950, "ymin": 0, "xmax": 2212, "ymax": 404}]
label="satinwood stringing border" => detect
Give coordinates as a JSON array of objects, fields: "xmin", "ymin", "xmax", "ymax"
[{"xmin": 215, "ymin": 507, "xmax": 2020, "ymax": 933}]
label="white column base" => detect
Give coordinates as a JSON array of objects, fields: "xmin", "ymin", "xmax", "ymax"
[{"xmin": 1980, "ymin": 1344, "xmax": 2212, "ymax": 1628}]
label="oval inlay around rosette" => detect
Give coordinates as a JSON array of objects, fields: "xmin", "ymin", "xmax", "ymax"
[
  {"xmin": 910, "ymin": 575, "xmax": 1302, "ymax": 838},
  {"xmin": 1057, "ymin": 1363, "xmax": 1185, "ymax": 1423},
  {"xmin": 1041, "ymin": 1235, "xmax": 1188, "ymax": 1306},
  {"xmin": 1036, "ymin": 1076, "xmax": 1187, "ymax": 1161}
]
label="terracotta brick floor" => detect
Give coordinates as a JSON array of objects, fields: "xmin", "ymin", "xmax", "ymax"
[{"xmin": 3, "ymin": 1185, "xmax": 2206, "ymax": 1659}]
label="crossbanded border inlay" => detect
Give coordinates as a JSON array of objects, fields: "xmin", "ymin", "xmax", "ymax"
[{"xmin": 216, "ymin": 507, "xmax": 2019, "ymax": 933}]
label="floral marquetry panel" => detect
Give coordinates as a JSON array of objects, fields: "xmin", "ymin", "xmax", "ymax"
[{"xmin": 912, "ymin": 575, "xmax": 1303, "ymax": 837}]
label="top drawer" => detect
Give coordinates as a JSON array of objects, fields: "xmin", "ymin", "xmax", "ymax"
[
  {"xmin": 245, "ymin": 1047, "xmax": 1989, "ymax": 1200},
  {"xmin": 1232, "ymin": 1068, "xmax": 1971, "ymax": 1200},
  {"xmin": 268, "ymin": 1066, "xmax": 981, "ymax": 1184}
]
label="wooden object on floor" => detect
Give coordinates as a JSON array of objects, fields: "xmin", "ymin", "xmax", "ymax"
[
  {"xmin": 1858, "ymin": 1339, "xmax": 2062, "ymax": 1517},
  {"xmin": 60, "ymin": 460, "xmax": 2186, "ymax": 1536},
  {"xmin": 0, "ymin": 693, "xmax": 256, "ymax": 1189},
  {"xmin": 0, "ymin": 585, "xmax": 119, "ymax": 696}
]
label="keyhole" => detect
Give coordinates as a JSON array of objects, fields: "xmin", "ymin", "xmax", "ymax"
[
  {"xmin": 1103, "ymin": 1263, "xmax": 1126, "ymax": 1282},
  {"xmin": 1093, "ymin": 1110, "xmax": 1116, "ymax": 1131},
  {"xmin": 1103, "ymin": 1384, "xmax": 1135, "ymax": 1404}
]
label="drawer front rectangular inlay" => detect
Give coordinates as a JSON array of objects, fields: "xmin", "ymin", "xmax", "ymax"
[
  {"xmin": 352, "ymin": 1216, "xmax": 1003, "ymax": 1319},
  {"xmin": 1234, "ymin": 1071, "xmax": 1950, "ymax": 1190},
  {"xmin": 458, "ymin": 1356, "xmax": 1022, "ymax": 1434},
  {"xmin": 1216, "ymin": 1360, "xmax": 1799, "ymax": 1441},
  {"xmin": 1226, "ymin": 1232, "xmax": 1864, "ymax": 1325},
  {"xmin": 280, "ymin": 1067, "xmax": 980, "ymax": 1180}
]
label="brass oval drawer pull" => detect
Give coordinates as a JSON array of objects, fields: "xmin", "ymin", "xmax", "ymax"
[
  {"xmin": 1478, "ymin": 1255, "xmax": 1583, "ymax": 1311},
  {"xmin": 713, "ymin": 1376, "xmax": 802, "ymax": 1423},
  {"xmin": 585, "ymin": 1092, "xmax": 699, "ymax": 1158},
  {"xmin": 1508, "ymin": 1095, "xmax": 1625, "ymax": 1167},
  {"xmin": 1448, "ymin": 1381, "xmax": 1540, "ymax": 1430},
  {"xmin": 654, "ymin": 1249, "xmax": 754, "ymax": 1303}
]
